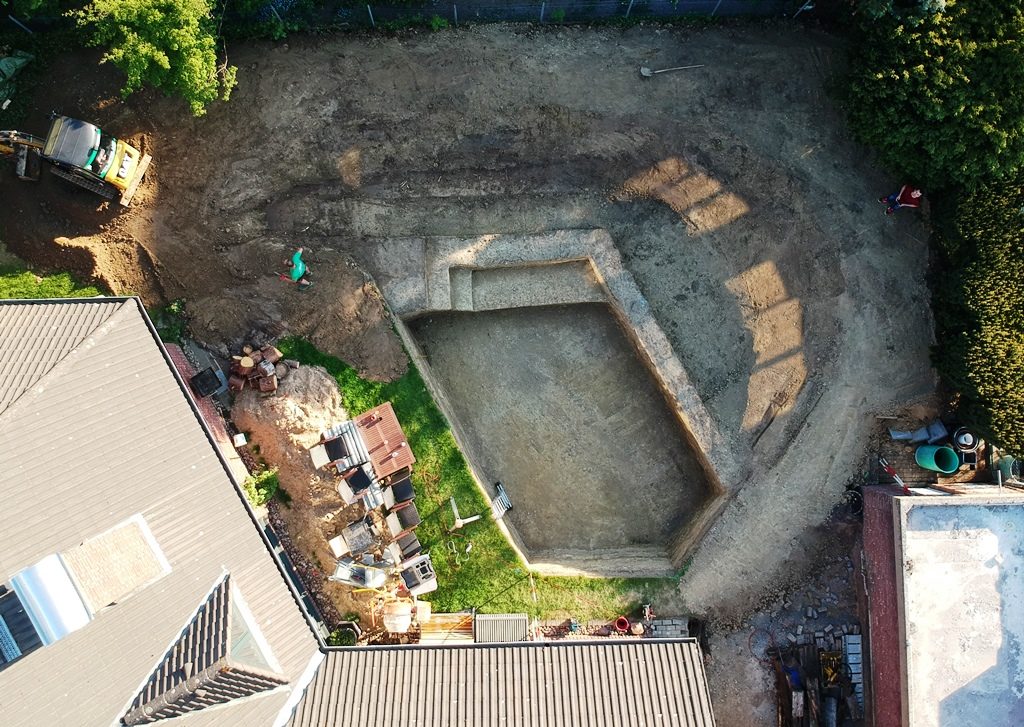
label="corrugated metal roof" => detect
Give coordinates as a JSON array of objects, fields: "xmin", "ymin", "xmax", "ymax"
[
  {"xmin": 288, "ymin": 639, "xmax": 716, "ymax": 727},
  {"xmin": 0, "ymin": 298, "xmax": 319, "ymax": 726},
  {"xmin": 356, "ymin": 402, "xmax": 416, "ymax": 479},
  {"xmin": 473, "ymin": 613, "xmax": 530, "ymax": 643}
]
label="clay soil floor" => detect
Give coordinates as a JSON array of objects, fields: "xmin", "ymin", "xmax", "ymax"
[
  {"xmin": 411, "ymin": 303, "xmax": 712, "ymax": 556},
  {"xmin": 1, "ymin": 22, "xmax": 935, "ymax": 725}
]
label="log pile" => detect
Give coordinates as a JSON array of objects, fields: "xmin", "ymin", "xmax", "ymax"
[{"xmin": 227, "ymin": 343, "xmax": 296, "ymax": 393}]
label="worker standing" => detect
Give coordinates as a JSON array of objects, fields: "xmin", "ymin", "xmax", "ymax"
[
  {"xmin": 280, "ymin": 247, "xmax": 313, "ymax": 289},
  {"xmin": 878, "ymin": 185, "xmax": 923, "ymax": 216}
]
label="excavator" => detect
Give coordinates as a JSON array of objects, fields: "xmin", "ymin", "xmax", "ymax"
[{"xmin": 0, "ymin": 115, "xmax": 151, "ymax": 206}]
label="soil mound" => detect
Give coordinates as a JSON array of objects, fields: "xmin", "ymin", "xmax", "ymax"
[
  {"xmin": 231, "ymin": 364, "xmax": 346, "ymax": 505},
  {"xmin": 231, "ymin": 364, "xmax": 373, "ymax": 622}
]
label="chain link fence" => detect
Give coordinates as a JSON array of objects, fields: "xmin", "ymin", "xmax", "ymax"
[{"xmin": 256, "ymin": 0, "xmax": 809, "ymax": 32}]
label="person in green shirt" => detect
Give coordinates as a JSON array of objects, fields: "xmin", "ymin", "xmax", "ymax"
[{"xmin": 280, "ymin": 247, "xmax": 312, "ymax": 289}]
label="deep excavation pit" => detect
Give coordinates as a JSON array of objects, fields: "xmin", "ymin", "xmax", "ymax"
[
  {"xmin": 359, "ymin": 231, "xmax": 736, "ymax": 577},
  {"xmin": 411, "ymin": 304, "xmax": 714, "ymax": 570}
]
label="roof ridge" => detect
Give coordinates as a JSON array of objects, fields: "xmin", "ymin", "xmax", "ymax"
[{"xmin": 0, "ymin": 299, "xmax": 137, "ymax": 430}]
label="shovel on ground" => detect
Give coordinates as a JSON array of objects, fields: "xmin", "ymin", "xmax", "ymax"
[{"xmin": 639, "ymin": 64, "xmax": 705, "ymax": 77}]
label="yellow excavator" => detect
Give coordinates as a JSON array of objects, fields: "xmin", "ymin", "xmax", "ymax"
[{"xmin": 0, "ymin": 115, "xmax": 151, "ymax": 206}]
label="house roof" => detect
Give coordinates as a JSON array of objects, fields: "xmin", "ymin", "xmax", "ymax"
[
  {"xmin": 124, "ymin": 574, "xmax": 289, "ymax": 725},
  {"xmin": 0, "ymin": 298, "xmax": 319, "ymax": 726},
  {"xmin": 287, "ymin": 639, "xmax": 716, "ymax": 727},
  {"xmin": 864, "ymin": 489, "xmax": 1024, "ymax": 727}
]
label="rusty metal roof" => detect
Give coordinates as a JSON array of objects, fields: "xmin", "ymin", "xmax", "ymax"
[
  {"xmin": 0, "ymin": 298, "xmax": 319, "ymax": 726},
  {"xmin": 356, "ymin": 402, "xmax": 416, "ymax": 479},
  {"xmin": 288, "ymin": 639, "xmax": 716, "ymax": 727}
]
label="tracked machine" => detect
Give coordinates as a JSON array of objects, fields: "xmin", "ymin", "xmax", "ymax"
[{"xmin": 1, "ymin": 115, "xmax": 151, "ymax": 206}]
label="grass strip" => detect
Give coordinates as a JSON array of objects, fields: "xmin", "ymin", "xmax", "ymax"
[{"xmin": 278, "ymin": 336, "xmax": 674, "ymax": 620}]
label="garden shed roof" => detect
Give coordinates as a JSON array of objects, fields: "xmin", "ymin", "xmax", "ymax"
[{"xmin": 0, "ymin": 298, "xmax": 320, "ymax": 726}]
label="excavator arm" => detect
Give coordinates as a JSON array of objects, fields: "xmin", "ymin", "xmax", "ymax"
[
  {"xmin": 0, "ymin": 130, "xmax": 45, "ymax": 180},
  {"xmin": 0, "ymin": 129, "xmax": 45, "ymax": 154}
]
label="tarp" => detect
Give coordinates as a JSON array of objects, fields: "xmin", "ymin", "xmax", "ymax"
[{"xmin": 0, "ymin": 50, "xmax": 34, "ymax": 101}]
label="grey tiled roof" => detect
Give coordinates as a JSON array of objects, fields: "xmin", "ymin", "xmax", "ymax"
[
  {"xmin": 124, "ymin": 574, "xmax": 288, "ymax": 724},
  {"xmin": 0, "ymin": 298, "xmax": 319, "ymax": 726},
  {"xmin": 0, "ymin": 298, "xmax": 122, "ymax": 413},
  {"xmin": 288, "ymin": 639, "xmax": 717, "ymax": 727}
]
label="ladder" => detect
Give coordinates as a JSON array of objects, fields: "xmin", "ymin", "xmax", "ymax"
[{"xmin": 490, "ymin": 482, "xmax": 513, "ymax": 520}]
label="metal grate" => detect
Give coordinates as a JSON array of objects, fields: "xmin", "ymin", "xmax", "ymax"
[{"xmin": 0, "ymin": 615, "xmax": 22, "ymax": 662}]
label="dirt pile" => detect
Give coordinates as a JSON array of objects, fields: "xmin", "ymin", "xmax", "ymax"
[
  {"xmin": 231, "ymin": 364, "xmax": 374, "ymax": 620},
  {"xmin": 231, "ymin": 364, "xmax": 346, "ymax": 502}
]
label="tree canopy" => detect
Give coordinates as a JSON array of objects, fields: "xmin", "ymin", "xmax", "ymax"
[
  {"xmin": 76, "ymin": 0, "xmax": 237, "ymax": 116},
  {"xmin": 846, "ymin": 0, "xmax": 1024, "ymax": 190}
]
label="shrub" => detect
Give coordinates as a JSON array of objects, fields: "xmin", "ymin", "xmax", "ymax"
[
  {"xmin": 429, "ymin": 14, "xmax": 448, "ymax": 30},
  {"xmin": 932, "ymin": 176, "xmax": 1024, "ymax": 453},
  {"xmin": 242, "ymin": 467, "xmax": 280, "ymax": 506},
  {"xmin": 327, "ymin": 626, "xmax": 357, "ymax": 646},
  {"xmin": 151, "ymin": 298, "xmax": 187, "ymax": 343},
  {"xmin": 75, "ymin": 0, "xmax": 237, "ymax": 116},
  {"xmin": 845, "ymin": 0, "xmax": 1024, "ymax": 190}
]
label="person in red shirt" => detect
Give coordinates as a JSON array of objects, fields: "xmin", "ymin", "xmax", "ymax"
[{"xmin": 879, "ymin": 185, "xmax": 923, "ymax": 215}]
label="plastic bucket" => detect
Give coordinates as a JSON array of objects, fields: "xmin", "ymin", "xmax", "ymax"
[{"xmin": 915, "ymin": 445, "xmax": 959, "ymax": 474}]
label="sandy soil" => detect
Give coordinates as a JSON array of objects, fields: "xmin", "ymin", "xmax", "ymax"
[
  {"xmin": 1, "ymin": 22, "xmax": 936, "ymax": 717},
  {"xmin": 230, "ymin": 365, "xmax": 377, "ymax": 622},
  {"xmin": 412, "ymin": 303, "xmax": 712, "ymax": 555}
]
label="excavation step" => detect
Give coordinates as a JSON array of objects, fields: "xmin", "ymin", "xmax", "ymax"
[
  {"xmin": 449, "ymin": 267, "xmax": 474, "ymax": 311},
  {"xmin": 470, "ymin": 261, "xmax": 604, "ymax": 312},
  {"xmin": 528, "ymin": 547, "xmax": 677, "ymax": 578}
]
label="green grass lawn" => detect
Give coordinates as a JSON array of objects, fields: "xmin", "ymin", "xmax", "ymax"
[
  {"xmin": 0, "ymin": 267, "xmax": 103, "ymax": 299},
  {"xmin": 278, "ymin": 337, "xmax": 676, "ymax": 621}
]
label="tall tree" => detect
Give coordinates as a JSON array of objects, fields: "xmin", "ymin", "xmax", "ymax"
[
  {"xmin": 846, "ymin": 0, "xmax": 1024, "ymax": 190},
  {"xmin": 76, "ymin": 0, "xmax": 237, "ymax": 116}
]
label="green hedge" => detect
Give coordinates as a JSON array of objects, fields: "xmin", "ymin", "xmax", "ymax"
[
  {"xmin": 845, "ymin": 0, "xmax": 1024, "ymax": 191},
  {"xmin": 932, "ymin": 177, "xmax": 1024, "ymax": 454}
]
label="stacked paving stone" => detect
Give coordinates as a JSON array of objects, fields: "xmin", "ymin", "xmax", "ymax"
[{"xmin": 647, "ymin": 618, "xmax": 689, "ymax": 639}]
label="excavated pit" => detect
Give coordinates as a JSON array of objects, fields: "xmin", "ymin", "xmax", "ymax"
[
  {"xmin": 364, "ymin": 230, "xmax": 737, "ymax": 577},
  {"xmin": 411, "ymin": 304, "xmax": 714, "ymax": 568}
]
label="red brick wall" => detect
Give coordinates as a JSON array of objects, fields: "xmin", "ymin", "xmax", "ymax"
[
  {"xmin": 862, "ymin": 486, "xmax": 904, "ymax": 727},
  {"xmin": 164, "ymin": 344, "xmax": 235, "ymax": 452}
]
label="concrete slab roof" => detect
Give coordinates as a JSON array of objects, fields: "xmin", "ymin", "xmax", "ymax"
[{"xmin": 894, "ymin": 494, "xmax": 1024, "ymax": 726}]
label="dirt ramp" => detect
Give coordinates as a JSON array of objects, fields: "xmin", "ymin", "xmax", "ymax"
[{"xmin": 187, "ymin": 250, "xmax": 406, "ymax": 381}]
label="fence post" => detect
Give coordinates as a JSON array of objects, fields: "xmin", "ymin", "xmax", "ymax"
[
  {"xmin": 366, "ymin": 4, "xmax": 375, "ymax": 27},
  {"xmin": 625, "ymin": 0, "xmax": 634, "ymax": 17},
  {"xmin": 453, "ymin": 3, "xmax": 458, "ymax": 25},
  {"xmin": 540, "ymin": 2, "xmax": 545, "ymax": 22},
  {"xmin": 711, "ymin": 0, "xmax": 722, "ymax": 15}
]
